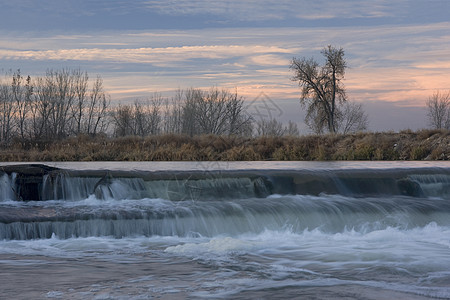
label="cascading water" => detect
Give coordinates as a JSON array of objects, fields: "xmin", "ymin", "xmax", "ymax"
[
  {"xmin": 0, "ymin": 173, "xmax": 15, "ymax": 201},
  {"xmin": 408, "ymin": 174, "xmax": 450, "ymax": 197},
  {"xmin": 0, "ymin": 161, "xmax": 449, "ymax": 299}
]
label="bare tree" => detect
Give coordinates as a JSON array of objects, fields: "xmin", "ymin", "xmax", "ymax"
[
  {"xmin": 176, "ymin": 87, "xmax": 252, "ymax": 136},
  {"xmin": 112, "ymin": 104, "xmax": 134, "ymax": 137},
  {"xmin": 16, "ymin": 73, "xmax": 33, "ymax": 140},
  {"xmin": 336, "ymin": 102, "xmax": 369, "ymax": 134},
  {"xmin": 71, "ymin": 69, "xmax": 89, "ymax": 135},
  {"xmin": 255, "ymin": 119, "xmax": 300, "ymax": 137},
  {"xmin": 163, "ymin": 94, "xmax": 183, "ymax": 134},
  {"xmin": 305, "ymin": 106, "xmax": 327, "ymax": 134},
  {"xmin": 196, "ymin": 88, "xmax": 230, "ymax": 135},
  {"xmin": 285, "ymin": 120, "xmax": 300, "ymax": 136},
  {"xmin": 29, "ymin": 69, "xmax": 75, "ymax": 139},
  {"xmin": 255, "ymin": 118, "xmax": 286, "ymax": 137},
  {"xmin": 147, "ymin": 95, "xmax": 163, "ymax": 135},
  {"xmin": 133, "ymin": 96, "xmax": 162, "ymax": 136},
  {"xmin": 12, "ymin": 71, "xmax": 33, "ymax": 140},
  {"xmin": 50, "ymin": 69, "xmax": 75, "ymax": 138},
  {"xmin": 225, "ymin": 89, "xmax": 253, "ymax": 136},
  {"xmin": 426, "ymin": 91, "xmax": 450, "ymax": 130},
  {"xmin": 30, "ymin": 75, "xmax": 53, "ymax": 139},
  {"xmin": 85, "ymin": 76, "xmax": 109, "ymax": 135},
  {"xmin": 29, "ymin": 69, "xmax": 110, "ymax": 140},
  {"xmin": 0, "ymin": 73, "xmax": 16, "ymax": 144},
  {"xmin": 181, "ymin": 88, "xmax": 202, "ymax": 136},
  {"xmin": 290, "ymin": 45, "xmax": 347, "ymax": 133}
]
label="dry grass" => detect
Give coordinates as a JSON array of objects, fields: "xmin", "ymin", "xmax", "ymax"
[{"xmin": 1, "ymin": 130, "xmax": 449, "ymax": 161}]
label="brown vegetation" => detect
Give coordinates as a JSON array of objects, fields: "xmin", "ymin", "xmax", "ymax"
[{"xmin": 0, "ymin": 129, "xmax": 448, "ymax": 162}]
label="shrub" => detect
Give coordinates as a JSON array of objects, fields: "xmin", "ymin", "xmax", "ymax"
[{"xmin": 410, "ymin": 146, "xmax": 429, "ymax": 160}]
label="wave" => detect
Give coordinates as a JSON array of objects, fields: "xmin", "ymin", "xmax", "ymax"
[
  {"xmin": 1, "ymin": 224, "xmax": 449, "ymax": 299},
  {"xmin": 1, "ymin": 194, "xmax": 449, "ymax": 240}
]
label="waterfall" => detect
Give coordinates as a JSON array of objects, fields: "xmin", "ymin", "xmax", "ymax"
[{"xmin": 0, "ymin": 173, "xmax": 16, "ymax": 201}]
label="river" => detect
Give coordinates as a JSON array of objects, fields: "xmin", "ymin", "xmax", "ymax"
[{"xmin": 0, "ymin": 161, "xmax": 449, "ymax": 299}]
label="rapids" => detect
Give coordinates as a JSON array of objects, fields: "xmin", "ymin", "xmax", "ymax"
[{"xmin": 0, "ymin": 161, "xmax": 449, "ymax": 299}]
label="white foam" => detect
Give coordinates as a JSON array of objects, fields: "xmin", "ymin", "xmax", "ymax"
[
  {"xmin": 1, "ymin": 225, "xmax": 449, "ymax": 299},
  {"xmin": 165, "ymin": 236, "xmax": 258, "ymax": 255}
]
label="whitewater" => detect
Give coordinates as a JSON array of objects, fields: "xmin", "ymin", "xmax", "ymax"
[{"xmin": 0, "ymin": 161, "xmax": 449, "ymax": 299}]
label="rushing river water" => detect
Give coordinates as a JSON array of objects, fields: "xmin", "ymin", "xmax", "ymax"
[{"xmin": 0, "ymin": 161, "xmax": 449, "ymax": 299}]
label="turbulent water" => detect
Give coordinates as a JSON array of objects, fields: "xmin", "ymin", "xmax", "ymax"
[{"xmin": 0, "ymin": 161, "xmax": 450, "ymax": 299}]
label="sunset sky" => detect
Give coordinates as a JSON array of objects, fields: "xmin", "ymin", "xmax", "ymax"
[{"xmin": 0, "ymin": 0, "xmax": 449, "ymax": 131}]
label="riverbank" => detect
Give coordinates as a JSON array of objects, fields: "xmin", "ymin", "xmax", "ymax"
[{"xmin": 0, "ymin": 129, "xmax": 448, "ymax": 161}]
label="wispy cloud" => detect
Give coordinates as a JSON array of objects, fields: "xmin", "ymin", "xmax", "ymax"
[
  {"xmin": 0, "ymin": 0, "xmax": 449, "ymax": 131},
  {"xmin": 144, "ymin": 0, "xmax": 293, "ymax": 21},
  {"xmin": 0, "ymin": 45, "xmax": 294, "ymax": 68},
  {"xmin": 295, "ymin": 0, "xmax": 405, "ymax": 20},
  {"xmin": 1, "ymin": 21, "xmax": 448, "ymax": 107},
  {"xmin": 144, "ymin": 0, "xmax": 405, "ymax": 22}
]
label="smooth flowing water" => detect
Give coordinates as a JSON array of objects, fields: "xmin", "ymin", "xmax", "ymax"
[{"xmin": 0, "ymin": 161, "xmax": 449, "ymax": 299}]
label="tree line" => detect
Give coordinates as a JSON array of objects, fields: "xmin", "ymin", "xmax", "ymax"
[
  {"xmin": 1, "ymin": 45, "xmax": 445, "ymax": 147},
  {"xmin": 110, "ymin": 88, "xmax": 302, "ymax": 138},
  {"xmin": 0, "ymin": 69, "xmax": 303, "ymax": 146},
  {"xmin": 0, "ymin": 69, "xmax": 109, "ymax": 145}
]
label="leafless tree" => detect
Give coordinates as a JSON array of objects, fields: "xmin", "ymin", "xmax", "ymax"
[
  {"xmin": 285, "ymin": 120, "xmax": 300, "ymax": 136},
  {"xmin": 225, "ymin": 89, "xmax": 253, "ymax": 136},
  {"xmin": 146, "ymin": 95, "xmax": 163, "ymax": 135},
  {"xmin": 336, "ymin": 102, "xmax": 369, "ymax": 134},
  {"xmin": 112, "ymin": 95, "xmax": 162, "ymax": 137},
  {"xmin": 133, "ymin": 96, "xmax": 162, "ymax": 136},
  {"xmin": 163, "ymin": 94, "xmax": 183, "ymax": 134},
  {"xmin": 12, "ymin": 71, "xmax": 33, "ymax": 140},
  {"xmin": 50, "ymin": 69, "xmax": 75, "ymax": 138},
  {"xmin": 255, "ymin": 118, "xmax": 286, "ymax": 137},
  {"xmin": 0, "ymin": 73, "xmax": 16, "ymax": 144},
  {"xmin": 28, "ymin": 69, "xmax": 110, "ymax": 140},
  {"xmin": 71, "ymin": 69, "xmax": 89, "ymax": 135},
  {"xmin": 290, "ymin": 45, "xmax": 347, "ymax": 133},
  {"xmin": 255, "ymin": 119, "xmax": 300, "ymax": 137},
  {"xmin": 85, "ymin": 76, "xmax": 109, "ymax": 135},
  {"xmin": 176, "ymin": 87, "xmax": 252, "ymax": 136},
  {"xmin": 426, "ymin": 91, "xmax": 450, "ymax": 130},
  {"xmin": 112, "ymin": 104, "xmax": 134, "ymax": 137},
  {"xmin": 30, "ymin": 75, "xmax": 53, "ymax": 139},
  {"xmin": 305, "ymin": 106, "xmax": 327, "ymax": 134},
  {"xmin": 181, "ymin": 88, "xmax": 202, "ymax": 136},
  {"xmin": 196, "ymin": 88, "xmax": 230, "ymax": 135}
]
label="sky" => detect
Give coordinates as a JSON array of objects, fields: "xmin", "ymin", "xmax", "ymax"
[{"xmin": 0, "ymin": 0, "xmax": 449, "ymax": 132}]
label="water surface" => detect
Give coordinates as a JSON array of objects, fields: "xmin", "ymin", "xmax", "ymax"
[{"xmin": 0, "ymin": 161, "xmax": 449, "ymax": 299}]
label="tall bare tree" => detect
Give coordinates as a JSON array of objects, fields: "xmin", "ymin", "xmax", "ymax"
[
  {"xmin": 85, "ymin": 75, "xmax": 109, "ymax": 135},
  {"xmin": 50, "ymin": 69, "xmax": 75, "ymax": 138},
  {"xmin": 290, "ymin": 45, "xmax": 347, "ymax": 133},
  {"xmin": 133, "ymin": 96, "xmax": 162, "ymax": 136},
  {"xmin": 0, "ymin": 73, "xmax": 16, "ymax": 144},
  {"xmin": 225, "ymin": 89, "xmax": 253, "ymax": 136},
  {"xmin": 11, "ymin": 70, "xmax": 33, "ymax": 140},
  {"xmin": 112, "ymin": 104, "xmax": 134, "ymax": 137},
  {"xmin": 163, "ymin": 93, "xmax": 183, "ymax": 134},
  {"xmin": 181, "ymin": 88, "xmax": 202, "ymax": 136},
  {"xmin": 426, "ymin": 91, "xmax": 450, "ymax": 130},
  {"xmin": 71, "ymin": 69, "xmax": 89, "ymax": 135},
  {"xmin": 30, "ymin": 75, "xmax": 53, "ymax": 139}
]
